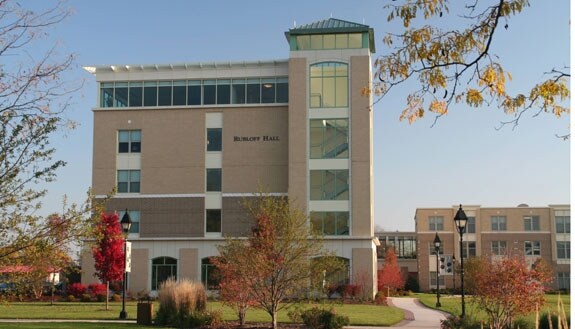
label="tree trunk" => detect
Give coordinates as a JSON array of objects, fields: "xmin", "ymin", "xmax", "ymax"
[
  {"xmin": 106, "ymin": 281, "xmax": 109, "ymax": 310},
  {"xmin": 238, "ymin": 307, "xmax": 246, "ymax": 326},
  {"xmin": 272, "ymin": 311, "xmax": 277, "ymax": 329}
]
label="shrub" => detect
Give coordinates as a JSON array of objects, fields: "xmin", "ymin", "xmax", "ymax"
[
  {"xmin": 66, "ymin": 295, "xmax": 76, "ymax": 302},
  {"xmin": 155, "ymin": 278, "xmax": 208, "ymax": 327},
  {"xmin": 440, "ymin": 315, "xmax": 482, "ymax": 329},
  {"xmin": 88, "ymin": 283, "xmax": 107, "ymax": 296},
  {"xmin": 111, "ymin": 294, "xmax": 122, "ymax": 302},
  {"xmin": 374, "ymin": 291, "xmax": 388, "ymax": 305},
  {"xmin": 80, "ymin": 293, "xmax": 92, "ymax": 302},
  {"xmin": 67, "ymin": 283, "xmax": 87, "ymax": 298},
  {"xmin": 301, "ymin": 307, "xmax": 350, "ymax": 329},
  {"xmin": 539, "ymin": 312, "xmax": 570, "ymax": 329}
]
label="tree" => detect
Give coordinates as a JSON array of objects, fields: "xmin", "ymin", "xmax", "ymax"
[
  {"xmin": 468, "ymin": 255, "xmax": 552, "ymax": 329},
  {"xmin": 369, "ymin": 0, "xmax": 569, "ymax": 131},
  {"xmin": 0, "ymin": 1, "xmax": 101, "ymax": 272},
  {"xmin": 216, "ymin": 193, "xmax": 342, "ymax": 329},
  {"xmin": 92, "ymin": 213, "xmax": 125, "ymax": 310},
  {"xmin": 377, "ymin": 248, "xmax": 405, "ymax": 294}
]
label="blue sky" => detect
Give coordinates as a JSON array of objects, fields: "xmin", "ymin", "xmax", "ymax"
[{"xmin": 29, "ymin": 0, "xmax": 570, "ymax": 232}]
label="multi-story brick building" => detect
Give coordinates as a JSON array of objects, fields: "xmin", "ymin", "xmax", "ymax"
[
  {"xmin": 81, "ymin": 18, "xmax": 379, "ymax": 296},
  {"xmin": 415, "ymin": 204, "xmax": 570, "ymax": 292}
]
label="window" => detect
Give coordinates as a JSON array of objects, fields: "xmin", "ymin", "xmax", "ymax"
[
  {"xmin": 114, "ymin": 82, "xmax": 128, "ymax": 107},
  {"xmin": 201, "ymin": 258, "xmax": 219, "ymax": 290},
  {"xmin": 295, "ymin": 33, "xmax": 363, "ymax": 50},
  {"xmin": 206, "ymin": 209, "xmax": 221, "ymax": 233},
  {"xmin": 428, "ymin": 216, "xmax": 444, "ymax": 231},
  {"xmin": 261, "ymin": 79, "xmax": 275, "ymax": 103},
  {"xmin": 557, "ymin": 241, "xmax": 570, "ymax": 259},
  {"xmin": 377, "ymin": 236, "xmax": 417, "ymax": 259},
  {"xmin": 151, "ymin": 257, "xmax": 177, "ymax": 290},
  {"xmin": 203, "ymin": 80, "xmax": 216, "ymax": 105},
  {"xmin": 310, "ymin": 62, "xmax": 348, "ymax": 108},
  {"xmin": 217, "ymin": 80, "xmax": 231, "ymax": 104},
  {"xmin": 187, "ymin": 80, "xmax": 201, "ymax": 105},
  {"xmin": 462, "ymin": 241, "xmax": 476, "ymax": 258},
  {"xmin": 172, "ymin": 80, "xmax": 186, "ymax": 105},
  {"xmin": 310, "ymin": 119, "xmax": 348, "ymax": 159},
  {"xmin": 246, "ymin": 79, "xmax": 260, "ymax": 103},
  {"xmin": 428, "ymin": 242, "xmax": 444, "ymax": 255},
  {"xmin": 557, "ymin": 272, "xmax": 570, "ymax": 290},
  {"xmin": 143, "ymin": 81, "xmax": 157, "ymax": 106},
  {"xmin": 491, "ymin": 216, "xmax": 507, "ymax": 231},
  {"xmin": 117, "ymin": 170, "xmax": 140, "ymax": 193},
  {"xmin": 310, "ymin": 170, "xmax": 349, "ymax": 200},
  {"xmin": 158, "ymin": 81, "xmax": 172, "ymax": 106},
  {"xmin": 310, "ymin": 212, "xmax": 349, "ymax": 236},
  {"xmin": 466, "ymin": 217, "xmax": 476, "ymax": 234},
  {"xmin": 556, "ymin": 215, "xmax": 571, "ymax": 233},
  {"xmin": 129, "ymin": 82, "xmax": 143, "ymax": 106},
  {"xmin": 206, "ymin": 169, "xmax": 221, "ymax": 192},
  {"xmin": 118, "ymin": 130, "xmax": 141, "ymax": 153},
  {"xmin": 524, "ymin": 241, "xmax": 541, "ymax": 256},
  {"xmin": 430, "ymin": 272, "xmax": 445, "ymax": 286},
  {"xmin": 207, "ymin": 128, "xmax": 222, "ymax": 152},
  {"xmin": 127, "ymin": 210, "xmax": 140, "ymax": 234},
  {"xmin": 232, "ymin": 79, "xmax": 246, "ymax": 104},
  {"xmin": 523, "ymin": 216, "xmax": 540, "ymax": 231},
  {"xmin": 491, "ymin": 241, "xmax": 507, "ymax": 255}
]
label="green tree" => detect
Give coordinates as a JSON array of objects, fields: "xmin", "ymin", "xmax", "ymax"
[
  {"xmin": 216, "ymin": 193, "xmax": 342, "ymax": 329},
  {"xmin": 370, "ymin": 0, "xmax": 569, "ymax": 131}
]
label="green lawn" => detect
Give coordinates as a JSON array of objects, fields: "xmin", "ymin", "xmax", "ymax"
[
  {"xmin": 0, "ymin": 300, "xmax": 405, "ymax": 327},
  {"xmin": 417, "ymin": 293, "xmax": 570, "ymax": 327}
]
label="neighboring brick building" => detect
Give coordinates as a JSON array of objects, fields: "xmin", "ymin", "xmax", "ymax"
[
  {"xmin": 415, "ymin": 204, "xmax": 570, "ymax": 292},
  {"xmin": 81, "ymin": 18, "xmax": 379, "ymax": 296}
]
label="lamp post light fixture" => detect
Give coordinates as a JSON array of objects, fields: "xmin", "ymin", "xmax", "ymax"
[
  {"xmin": 434, "ymin": 232, "xmax": 442, "ymax": 308},
  {"xmin": 119, "ymin": 209, "xmax": 132, "ymax": 320},
  {"xmin": 453, "ymin": 204, "xmax": 468, "ymax": 318}
]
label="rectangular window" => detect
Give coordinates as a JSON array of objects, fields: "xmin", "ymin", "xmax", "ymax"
[
  {"xmin": 261, "ymin": 79, "xmax": 275, "ymax": 103},
  {"xmin": 128, "ymin": 210, "xmax": 140, "ymax": 234},
  {"xmin": 309, "ymin": 170, "xmax": 349, "ymax": 200},
  {"xmin": 143, "ymin": 81, "xmax": 157, "ymax": 106},
  {"xmin": 217, "ymin": 80, "xmax": 231, "ymax": 104},
  {"xmin": 158, "ymin": 81, "xmax": 172, "ymax": 106},
  {"xmin": 557, "ymin": 272, "xmax": 570, "ymax": 290},
  {"xmin": 491, "ymin": 216, "xmax": 507, "ymax": 231},
  {"xmin": 310, "ymin": 119, "xmax": 348, "ymax": 159},
  {"xmin": 430, "ymin": 272, "xmax": 445, "ymax": 286},
  {"xmin": 206, "ymin": 169, "xmax": 221, "ymax": 192},
  {"xmin": 246, "ymin": 79, "xmax": 260, "ymax": 104},
  {"xmin": 428, "ymin": 242, "xmax": 444, "ymax": 255},
  {"xmin": 466, "ymin": 217, "xmax": 476, "ymax": 234},
  {"xmin": 377, "ymin": 236, "xmax": 417, "ymax": 259},
  {"xmin": 207, "ymin": 128, "xmax": 222, "ymax": 152},
  {"xmin": 187, "ymin": 80, "xmax": 201, "ymax": 105},
  {"xmin": 524, "ymin": 241, "xmax": 541, "ymax": 256},
  {"xmin": 118, "ymin": 130, "xmax": 141, "ymax": 153},
  {"xmin": 276, "ymin": 78, "xmax": 288, "ymax": 103},
  {"xmin": 129, "ymin": 82, "xmax": 143, "ymax": 107},
  {"xmin": 491, "ymin": 241, "xmax": 507, "ymax": 255},
  {"xmin": 556, "ymin": 215, "xmax": 571, "ymax": 233},
  {"xmin": 523, "ymin": 216, "xmax": 540, "ymax": 231},
  {"xmin": 428, "ymin": 216, "xmax": 444, "ymax": 231},
  {"xmin": 231, "ymin": 80, "xmax": 246, "ymax": 104},
  {"xmin": 101, "ymin": 82, "xmax": 114, "ymax": 107},
  {"xmin": 117, "ymin": 170, "xmax": 140, "ymax": 193},
  {"xmin": 114, "ymin": 82, "xmax": 128, "ymax": 107},
  {"xmin": 206, "ymin": 209, "xmax": 221, "ymax": 233},
  {"xmin": 203, "ymin": 80, "xmax": 216, "ymax": 105},
  {"xmin": 172, "ymin": 81, "xmax": 186, "ymax": 105},
  {"xmin": 462, "ymin": 241, "xmax": 476, "ymax": 258},
  {"xmin": 310, "ymin": 212, "xmax": 349, "ymax": 236},
  {"xmin": 557, "ymin": 241, "xmax": 570, "ymax": 259}
]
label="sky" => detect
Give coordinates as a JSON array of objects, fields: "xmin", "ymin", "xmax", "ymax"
[{"xmin": 23, "ymin": 0, "xmax": 570, "ymax": 232}]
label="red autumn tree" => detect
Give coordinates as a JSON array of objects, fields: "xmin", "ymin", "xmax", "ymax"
[
  {"xmin": 92, "ymin": 213, "xmax": 125, "ymax": 309},
  {"xmin": 211, "ymin": 254, "xmax": 257, "ymax": 325},
  {"xmin": 469, "ymin": 255, "xmax": 552, "ymax": 329},
  {"xmin": 377, "ymin": 248, "xmax": 405, "ymax": 294}
]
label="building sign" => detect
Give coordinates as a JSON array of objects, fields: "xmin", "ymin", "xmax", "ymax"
[
  {"xmin": 125, "ymin": 241, "xmax": 132, "ymax": 273},
  {"xmin": 233, "ymin": 135, "xmax": 280, "ymax": 142}
]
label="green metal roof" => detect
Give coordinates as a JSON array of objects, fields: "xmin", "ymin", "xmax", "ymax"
[
  {"xmin": 288, "ymin": 18, "xmax": 371, "ymax": 34},
  {"xmin": 285, "ymin": 18, "xmax": 375, "ymax": 53}
]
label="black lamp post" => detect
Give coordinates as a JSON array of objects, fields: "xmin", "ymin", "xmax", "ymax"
[
  {"xmin": 434, "ymin": 232, "xmax": 442, "ymax": 307},
  {"xmin": 454, "ymin": 205, "xmax": 468, "ymax": 318},
  {"xmin": 119, "ymin": 209, "xmax": 132, "ymax": 320}
]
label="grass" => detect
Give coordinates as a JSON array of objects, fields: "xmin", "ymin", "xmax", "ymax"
[
  {"xmin": 417, "ymin": 293, "xmax": 571, "ymax": 327},
  {"xmin": 0, "ymin": 323, "xmax": 151, "ymax": 329},
  {"xmin": 0, "ymin": 300, "xmax": 405, "ymax": 327}
]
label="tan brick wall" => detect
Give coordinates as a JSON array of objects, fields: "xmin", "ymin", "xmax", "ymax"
[
  {"xmin": 80, "ymin": 247, "xmax": 96, "ymax": 286},
  {"xmin": 222, "ymin": 197, "xmax": 256, "ymax": 236},
  {"xmin": 179, "ymin": 248, "xmax": 198, "ymax": 281},
  {"xmin": 130, "ymin": 248, "xmax": 149, "ymax": 293},
  {"xmin": 352, "ymin": 248, "xmax": 376, "ymax": 298}
]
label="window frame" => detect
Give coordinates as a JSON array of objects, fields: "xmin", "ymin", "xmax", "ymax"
[
  {"xmin": 309, "ymin": 62, "xmax": 348, "ymax": 108},
  {"xmin": 491, "ymin": 216, "xmax": 507, "ymax": 231},
  {"xmin": 491, "ymin": 241, "xmax": 507, "ymax": 255},
  {"xmin": 117, "ymin": 170, "xmax": 141, "ymax": 193},
  {"xmin": 524, "ymin": 241, "xmax": 541, "ymax": 256},
  {"xmin": 151, "ymin": 257, "xmax": 177, "ymax": 291},
  {"xmin": 118, "ymin": 130, "xmax": 141, "ymax": 153},
  {"xmin": 428, "ymin": 216, "xmax": 444, "ymax": 231},
  {"xmin": 523, "ymin": 216, "xmax": 540, "ymax": 231}
]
